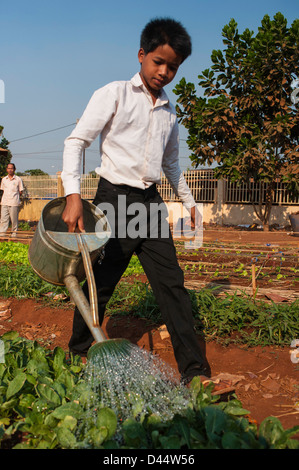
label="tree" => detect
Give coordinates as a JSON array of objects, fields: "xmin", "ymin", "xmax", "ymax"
[
  {"xmin": 174, "ymin": 12, "xmax": 299, "ymax": 230},
  {"xmin": 23, "ymin": 169, "xmax": 49, "ymax": 176},
  {"xmin": 0, "ymin": 126, "xmax": 12, "ymax": 177}
]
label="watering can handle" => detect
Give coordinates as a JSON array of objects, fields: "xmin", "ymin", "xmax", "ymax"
[
  {"xmin": 63, "ymin": 234, "xmax": 107, "ymax": 344},
  {"xmin": 76, "ymin": 233, "xmax": 99, "ymax": 328}
]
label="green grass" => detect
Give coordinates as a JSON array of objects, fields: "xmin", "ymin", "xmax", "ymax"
[{"xmin": 106, "ymin": 281, "xmax": 299, "ymax": 347}]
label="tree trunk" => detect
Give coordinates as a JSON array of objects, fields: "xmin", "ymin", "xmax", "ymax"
[{"xmin": 247, "ymin": 180, "xmax": 274, "ymax": 231}]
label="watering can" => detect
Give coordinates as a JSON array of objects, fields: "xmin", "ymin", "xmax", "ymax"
[{"xmin": 28, "ymin": 197, "xmax": 119, "ymax": 349}]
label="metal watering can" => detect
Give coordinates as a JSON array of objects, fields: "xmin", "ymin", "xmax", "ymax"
[{"xmin": 28, "ymin": 197, "xmax": 113, "ymax": 347}]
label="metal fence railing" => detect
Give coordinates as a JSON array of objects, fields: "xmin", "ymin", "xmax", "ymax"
[
  {"xmin": 158, "ymin": 170, "xmax": 217, "ymax": 203},
  {"xmin": 80, "ymin": 175, "xmax": 99, "ymax": 200},
  {"xmin": 224, "ymin": 179, "xmax": 299, "ymax": 205},
  {"xmin": 18, "ymin": 172, "xmax": 299, "ymax": 206}
]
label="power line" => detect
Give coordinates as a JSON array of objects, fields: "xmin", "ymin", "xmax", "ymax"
[
  {"xmin": 10, "ymin": 123, "xmax": 76, "ymax": 143},
  {"xmin": 13, "ymin": 150, "xmax": 63, "ymax": 156},
  {"xmin": 13, "ymin": 148, "xmax": 100, "ymax": 157},
  {"xmin": 13, "ymin": 147, "xmax": 189, "ymax": 157},
  {"xmin": 9, "ymin": 127, "xmax": 187, "ymax": 145}
]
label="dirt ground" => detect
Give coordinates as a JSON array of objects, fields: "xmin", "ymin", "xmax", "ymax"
[{"xmin": 0, "ymin": 227, "xmax": 298, "ymax": 439}]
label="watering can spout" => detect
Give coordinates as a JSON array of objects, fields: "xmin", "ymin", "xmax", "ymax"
[{"xmin": 64, "ymin": 274, "xmax": 107, "ymax": 344}]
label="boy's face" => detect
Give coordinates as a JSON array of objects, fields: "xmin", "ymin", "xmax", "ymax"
[{"xmin": 138, "ymin": 44, "xmax": 182, "ymax": 99}]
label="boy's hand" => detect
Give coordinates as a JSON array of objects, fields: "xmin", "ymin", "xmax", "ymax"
[{"xmin": 62, "ymin": 193, "xmax": 85, "ymax": 232}]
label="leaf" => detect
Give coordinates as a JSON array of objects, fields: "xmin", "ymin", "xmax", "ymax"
[
  {"xmin": 171, "ymin": 415, "xmax": 191, "ymax": 448},
  {"xmin": 52, "ymin": 347, "xmax": 66, "ymax": 373},
  {"xmin": 221, "ymin": 431, "xmax": 244, "ymax": 449},
  {"xmin": 89, "ymin": 426, "xmax": 108, "ymax": 447},
  {"xmin": 56, "ymin": 427, "xmax": 77, "ymax": 448},
  {"xmin": 51, "ymin": 402, "xmax": 83, "ymax": 420},
  {"xmin": 6, "ymin": 372, "xmax": 27, "ymax": 399},
  {"xmin": 96, "ymin": 407, "xmax": 117, "ymax": 439},
  {"xmin": 258, "ymin": 416, "xmax": 296, "ymax": 448},
  {"xmin": 221, "ymin": 401, "xmax": 250, "ymax": 416},
  {"xmin": 26, "ymin": 359, "xmax": 44, "ymax": 377},
  {"xmin": 159, "ymin": 435, "xmax": 181, "ymax": 449},
  {"xmin": 36, "ymin": 384, "xmax": 62, "ymax": 405},
  {"xmin": 59, "ymin": 415, "xmax": 77, "ymax": 431},
  {"xmin": 51, "ymin": 380, "xmax": 66, "ymax": 399},
  {"xmin": 203, "ymin": 407, "xmax": 227, "ymax": 445},
  {"xmin": 0, "ymin": 417, "xmax": 10, "ymax": 426},
  {"xmin": 1, "ymin": 331, "xmax": 20, "ymax": 341},
  {"xmin": 18, "ymin": 393, "xmax": 36, "ymax": 409},
  {"xmin": 122, "ymin": 418, "xmax": 147, "ymax": 447},
  {"xmin": 55, "ymin": 369, "xmax": 75, "ymax": 390}
]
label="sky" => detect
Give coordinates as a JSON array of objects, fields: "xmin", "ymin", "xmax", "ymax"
[{"xmin": 0, "ymin": 0, "xmax": 298, "ymax": 174}]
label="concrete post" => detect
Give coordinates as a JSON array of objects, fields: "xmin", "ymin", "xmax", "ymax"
[
  {"xmin": 57, "ymin": 171, "xmax": 64, "ymax": 197},
  {"xmin": 216, "ymin": 179, "xmax": 224, "ymax": 225}
]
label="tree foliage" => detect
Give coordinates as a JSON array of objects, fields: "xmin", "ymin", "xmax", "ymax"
[
  {"xmin": 174, "ymin": 13, "xmax": 299, "ymax": 229},
  {"xmin": 19, "ymin": 169, "xmax": 49, "ymax": 176},
  {"xmin": 0, "ymin": 126, "xmax": 12, "ymax": 178}
]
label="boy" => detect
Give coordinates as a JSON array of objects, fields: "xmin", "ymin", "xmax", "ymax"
[{"xmin": 62, "ymin": 18, "xmax": 232, "ymax": 392}]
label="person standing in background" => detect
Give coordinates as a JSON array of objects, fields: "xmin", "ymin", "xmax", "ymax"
[{"xmin": 0, "ymin": 163, "xmax": 24, "ymax": 238}]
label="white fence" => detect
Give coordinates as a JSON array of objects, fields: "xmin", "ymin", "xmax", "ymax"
[
  {"xmin": 225, "ymin": 179, "xmax": 299, "ymax": 205},
  {"xmin": 21, "ymin": 175, "xmax": 59, "ymax": 200},
  {"xmin": 20, "ymin": 171, "xmax": 299, "ymax": 206}
]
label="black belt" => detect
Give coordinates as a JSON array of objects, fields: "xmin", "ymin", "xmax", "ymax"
[{"xmin": 99, "ymin": 177, "xmax": 157, "ymax": 196}]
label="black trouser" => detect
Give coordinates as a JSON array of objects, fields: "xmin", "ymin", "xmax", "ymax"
[{"xmin": 68, "ymin": 177, "xmax": 209, "ymax": 382}]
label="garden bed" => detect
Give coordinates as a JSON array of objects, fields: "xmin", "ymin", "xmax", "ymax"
[
  {"xmin": 0, "ymin": 227, "xmax": 298, "ymax": 448},
  {"xmin": 0, "ymin": 295, "xmax": 298, "ymax": 441}
]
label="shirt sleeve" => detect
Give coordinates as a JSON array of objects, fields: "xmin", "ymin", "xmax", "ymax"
[
  {"xmin": 162, "ymin": 120, "xmax": 196, "ymax": 209},
  {"xmin": 18, "ymin": 178, "xmax": 24, "ymax": 192},
  {"xmin": 61, "ymin": 85, "xmax": 118, "ymax": 196}
]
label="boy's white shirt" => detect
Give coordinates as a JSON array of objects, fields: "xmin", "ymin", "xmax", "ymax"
[{"xmin": 62, "ymin": 72, "xmax": 196, "ymax": 209}]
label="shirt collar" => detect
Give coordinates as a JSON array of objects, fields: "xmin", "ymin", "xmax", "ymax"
[{"xmin": 131, "ymin": 73, "xmax": 169, "ymax": 106}]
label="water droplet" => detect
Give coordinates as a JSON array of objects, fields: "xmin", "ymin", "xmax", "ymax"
[{"xmin": 75, "ymin": 340, "xmax": 191, "ymax": 447}]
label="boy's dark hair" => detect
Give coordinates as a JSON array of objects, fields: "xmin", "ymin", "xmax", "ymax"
[
  {"xmin": 7, "ymin": 163, "xmax": 16, "ymax": 170},
  {"xmin": 140, "ymin": 18, "xmax": 192, "ymax": 62}
]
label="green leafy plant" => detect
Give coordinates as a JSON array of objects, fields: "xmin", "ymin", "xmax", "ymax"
[
  {"xmin": 0, "ymin": 331, "xmax": 298, "ymax": 449},
  {"xmin": 18, "ymin": 222, "xmax": 31, "ymax": 231},
  {"xmin": 191, "ymin": 289, "xmax": 299, "ymax": 346},
  {"xmin": 0, "ymin": 242, "xmax": 29, "ymax": 265}
]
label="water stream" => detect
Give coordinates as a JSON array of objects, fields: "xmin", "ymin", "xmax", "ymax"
[{"xmin": 76, "ymin": 341, "xmax": 191, "ymax": 446}]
